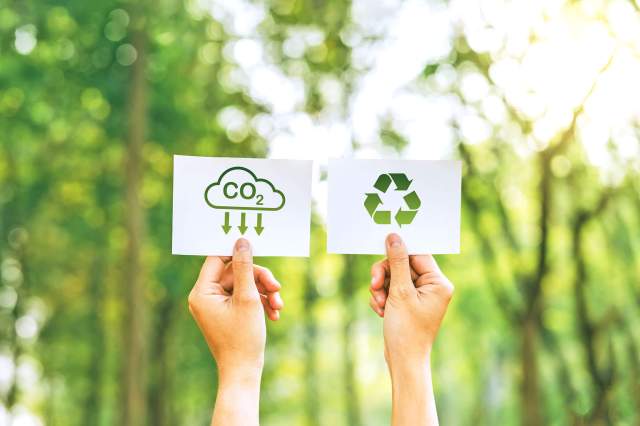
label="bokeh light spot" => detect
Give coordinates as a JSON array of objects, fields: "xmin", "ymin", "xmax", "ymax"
[
  {"xmin": 14, "ymin": 25, "xmax": 37, "ymax": 55},
  {"xmin": 116, "ymin": 43, "xmax": 137, "ymax": 66}
]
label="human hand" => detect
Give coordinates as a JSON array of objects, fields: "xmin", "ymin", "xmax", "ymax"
[
  {"xmin": 188, "ymin": 238, "xmax": 283, "ymax": 382},
  {"xmin": 369, "ymin": 234, "xmax": 453, "ymax": 425},
  {"xmin": 369, "ymin": 233, "xmax": 454, "ymax": 367}
]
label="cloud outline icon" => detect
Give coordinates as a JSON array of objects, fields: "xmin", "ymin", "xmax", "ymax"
[{"xmin": 204, "ymin": 166, "xmax": 286, "ymax": 211}]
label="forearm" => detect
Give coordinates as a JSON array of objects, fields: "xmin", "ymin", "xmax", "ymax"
[
  {"xmin": 212, "ymin": 367, "xmax": 262, "ymax": 426},
  {"xmin": 389, "ymin": 355, "xmax": 438, "ymax": 426}
]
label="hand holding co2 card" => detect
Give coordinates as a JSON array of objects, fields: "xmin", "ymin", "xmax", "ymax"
[
  {"xmin": 172, "ymin": 155, "xmax": 312, "ymax": 257},
  {"xmin": 327, "ymin": 159, "xmax": 461, "ymax": 255}
]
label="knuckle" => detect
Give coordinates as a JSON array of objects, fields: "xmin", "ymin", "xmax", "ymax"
[
  {"xmin": 441, "ymin": 280, "xmax": 455, "ymax": 300},
  {"xmin": 389, "ymin": 257, "xmax": 409, "ymax": 270},
  {"xmin": 187, "ymin": 291, "xmax": 200, "ymax": 314},
  {"xmin": 391, "ymin": 284, "xmax": 413, "ymax": 300},
  {"xmin": 389, "ymin": 254, "xmax": 409, "ymax": 264},
  {"xmin": 236, "ymin": 291, "xmax": 260, "ymax": 305},
  {"xmin": 424, "ymin": 271, "xmax": 439, "ymax": 281},
  {"xmin": 233, "ymin": 258, "xmax": 253, "ymax": 268}
]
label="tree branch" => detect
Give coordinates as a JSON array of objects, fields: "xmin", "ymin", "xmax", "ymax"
[
  {"xmin": 524, "ymin": 54, "xmax": 615, "ymax": 312},
  {"xmin": 571, "ymin": 187, "xmax": 618, "ymax": 421}
]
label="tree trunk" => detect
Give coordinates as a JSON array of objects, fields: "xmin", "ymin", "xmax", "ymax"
[
  {"xmin": 339, "ymin": 254, "xmax": 361, "ymax": 426},
  {"xmin": 519, "ymin": 151, "xmax": 553, "ymax": 426},
  {"xmin": 148, "ymin": 298, "xmax": 175, "ymax": 426},
  {"xmin": 121, "ymin": 22, "xmax": 148, "ymax": 426},
  {"xmin": 302, "ymin": 259, "xmax": 320, "ymax": 426},
  {"xmin": 521, "ymin": 313, "xmax": 542, "ymax": 426},
  {"xmin": 572, "ymin": 209, "xmax": 615, "ymax": 425},
  {"xmin": 624, "ymin": 324, "xmax": 640, "ymax": 424},
  {"xmin": 83, "ymin": 252, "xmax": 107, "ymax": 426},
  {"xmin": 84, "ymin": 172, "xmax": 112, "ymax": 425}
]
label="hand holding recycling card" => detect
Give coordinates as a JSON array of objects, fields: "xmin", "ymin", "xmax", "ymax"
[
  {"xmin": 172, "ymin": 155, "xmax": 312, "ymax": 257},
  {"xmin": 327, "ymin": 159, "xmax": 461, "ymax": 255}
]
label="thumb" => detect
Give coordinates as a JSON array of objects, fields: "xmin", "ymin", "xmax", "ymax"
[
  {"xmin": 386, "ymin": 234, "xmax": 414, "ymax": 296},
  {"xmin": 232, "ymin": 238, "xmax": 257, "ymax": 301}
]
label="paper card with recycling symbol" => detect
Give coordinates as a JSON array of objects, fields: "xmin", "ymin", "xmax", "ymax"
[
  {"xmin": 327, "ymin": 159, "xmax": 461, "ymax": 255},
  {"xmin": 172, "ymin": 155, "xmax": 312, "ymax": 257}
]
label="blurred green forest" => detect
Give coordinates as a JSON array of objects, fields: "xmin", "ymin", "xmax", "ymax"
[{"xmin": 1, "ymin": 0, "xmax": 640, "ymax": 425}]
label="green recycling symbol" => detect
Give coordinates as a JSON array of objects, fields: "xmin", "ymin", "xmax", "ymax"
[{"xmin": 364, "ymin": 173, "xmax": 421, "ymax": 226}]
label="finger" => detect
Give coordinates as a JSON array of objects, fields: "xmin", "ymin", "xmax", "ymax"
[
  {"xmin": 197, "ymin": 256, "xmax": 229, "ymax": 284},
  {"xmin": 232, "ymin": 238, "xmax": 258, "ymax": 301},
  {"xmin": 267, "ymin": 291, "xmax": 284, "ymax": 310},
  {"xmin": 386, "ymin": 233, "xmax": 414, "ymax": 294},
  {"xmin": 221, "ymin": 264, "xmax": 280, "ymax": 293},
  {"xmin": 254, "ymin": 267, "xmax": 284, "ymax": 310},
  {"xmin": 371, "ymin": 260, "xmax": 418, "ymax": 290},
  {"xmin": 219, "ymin": 263, "xmax": 234, "ymax": 292},
  {"xmin": 416, "ymin": 273, "xmax": 455, "ymax": 298},
  {"xmin": 260, "ymin": 295, "xmax": 280, "ymax": 321},
  {"xmin": 415, "ymin": 271, "xmax": 445, "ymax": 288},
  {"xmin": 371, "ymin": 260, "xmax": 388, "ymax": 290},
  {"xmin": 410, "ymin": 255, "xmax": 441, "ymax": 276},
  {"xmin": 254, "ymin": 282, "xmax": 284, "ymax": 310},
  {"xmin": 254, "ymin": 265, "xmax": 281, "ymax": 293},
  {"xmin": 410, "ymin": 267, "xmax": 419, "ymax": 282},
  {"xmin": 369, "ymin": 295, "xmax": 384, "ymax": 317},
  {"xmin": 369, "ymin": 285, "xmax": 387, "ymax": 309}
]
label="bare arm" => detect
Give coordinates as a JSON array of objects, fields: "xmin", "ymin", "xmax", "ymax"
[
  {"xmin": 369, "ymin": 234, "xmax": 454, "ymax": 426},
  {"xmin": 212, "ymin": 367, "xmax": 262, "ymax": 426},
  {"xmin": 188, "ymin": 239, "xmax": 284, "ymax": 426},
  {"xmin": 389, "ymin": 358, "xmax": 437, "ymax": 425}
]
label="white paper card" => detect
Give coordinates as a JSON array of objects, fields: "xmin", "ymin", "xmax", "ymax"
[
  {"xmin": 327, "ymin": 159, "xmax": 461, "ymax": 255},
  {"xmin": 172, "ymin": 155, "xmax": 312, "ymax": 257}
]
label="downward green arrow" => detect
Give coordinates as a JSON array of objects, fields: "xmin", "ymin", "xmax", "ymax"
[
  {"xmin": 390, "ymin": 173, "xmax": 412, "ymax": 190},
  {"xmin": 221, "ymin": 212, "xmax": 231, "ymax": 234},
  {"xmin": 373, "ymin": 210, "xmax": 392, "ymax": 224},
  {"xmin": 238, "ymin": 212, "xmax": 248, "ymax": 234},
  {"xmin": 395, "ymin": 209, "xmax": 417, "ymax": 226},
  {"xmin": 364, "ymin": 193, "xmax": 383, "ymax": 216},
  {"xmin": 403, "ymin": 191, "xmax": 421, "ymax": 210},
  {"xmin": 254, "ymin": 213, "xmax": 264, "ymax": 235}
]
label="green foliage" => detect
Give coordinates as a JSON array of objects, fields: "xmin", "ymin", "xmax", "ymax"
[{"xmin": 1, "ymin": 1, "xmax": 639, "ymax": 426}]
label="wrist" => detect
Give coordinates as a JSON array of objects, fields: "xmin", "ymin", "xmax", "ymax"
[
  {"xmin": 386, "ymin": 346, "xmax": 431, "ymax": 375},
  {"xmin": 218, "ymin": 363, "xmax": 263, "ymax": 390},
  {"xmin": 388, "ymin": 352, "xmax": 431, "ymax": 385}
]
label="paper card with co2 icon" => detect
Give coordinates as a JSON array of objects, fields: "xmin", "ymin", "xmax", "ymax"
[
  {"xmin": 172, "ymin": 155, "xmax": 312, "ymax": 257},
  {"xmin": 327, "ymin": 159, "xmax": 461, "ymax": 255}
]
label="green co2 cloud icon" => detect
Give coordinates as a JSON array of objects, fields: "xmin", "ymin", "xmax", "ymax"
[
  {"xmin": 205, "ymin": 167, "xmax": 285, "ymax": 235},
  {"xmin": 364, "ymin": 173, "xmax": 421, "ymax": 226},
  {"xmin": 205, "ymin": 166, "xmax": 285, "ymax": 211}
]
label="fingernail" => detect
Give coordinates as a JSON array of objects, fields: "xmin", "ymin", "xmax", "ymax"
[
  {"xmin": 387, "ymin": 233, "xmax": 401, "ymax": 248},
  {"xmin": 235, "ymin": 238, "xmax": 249, "ymax": 251}
]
